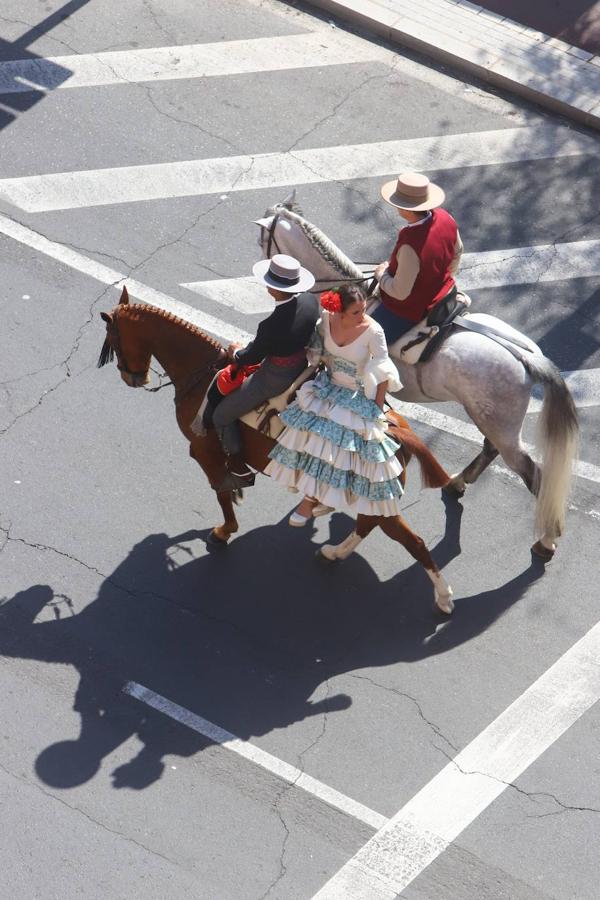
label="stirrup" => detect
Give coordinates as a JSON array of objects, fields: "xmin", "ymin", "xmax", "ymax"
[{"xmin": 228, "ymin": 468, "xmax": 255, "ymax": 490}]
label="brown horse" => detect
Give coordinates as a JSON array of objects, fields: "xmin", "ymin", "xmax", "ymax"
[{"xmin": 98, "ymin": 288, "xmax": 456, "ymax": 612}]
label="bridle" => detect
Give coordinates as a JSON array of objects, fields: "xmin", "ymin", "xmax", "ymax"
[
  {"xmin": 261, "ymin": 212, "xmax": 378, "ymax": 295},
  {"xmin": 103, "ymin": 310, "xmax": 226, "ymax": 402},
  {"xmin": 104, "ymin": 311, "xmax": 150, "ymax": 382}
]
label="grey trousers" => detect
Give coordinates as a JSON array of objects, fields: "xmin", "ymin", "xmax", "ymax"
[{"xmin": 212, "ymin": 360, "xmax": 306, "ymax": 455}]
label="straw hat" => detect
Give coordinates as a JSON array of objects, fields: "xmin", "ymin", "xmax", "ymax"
[
  {"xmin": 380, "ymin": 172, "xmax": 445, "ymax": 211},
  {"xmin": 252, "ymin": 254, "xmax": 315, "ymax": 293}
]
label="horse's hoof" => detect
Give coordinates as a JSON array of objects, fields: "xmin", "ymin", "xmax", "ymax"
[
  {"xmin": 318, "ymin": 545, "xmax": 338, "ymax": 561},
  {"xmin": 208, "ymin": 528, "xmax": 230, "ymax": 545},
  {"xmin": 443, "ymin": 479, "xmax": 465, "ymax": 498},
  {"xmin": 435, "ymin": 589, "xmax": 454, "ymax": 615},
  {"xmin": 531, "ymin": 540, "xmax": 555, "ymax": 562},
  {"xmin": 315, "ymin": 549, "xmax": 334, "ymax": 562}
]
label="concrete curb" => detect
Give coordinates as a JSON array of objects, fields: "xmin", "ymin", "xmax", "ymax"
[{"xmin": 303, "ymin": 0, "xmax": 600, "ymax": 131}]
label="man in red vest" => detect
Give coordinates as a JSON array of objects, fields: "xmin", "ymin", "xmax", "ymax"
[{"xmin": 372, "ymin": 172, "xmax": 463, "ymax": 344}]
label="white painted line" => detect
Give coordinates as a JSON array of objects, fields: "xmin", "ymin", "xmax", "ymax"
[
  {"xmin": 182, "ymin": 276, "xmax": 273, "ymax": 314},
  {"xmin": 391, "ymin": 398, "xmax": 600, "ymax": 484},
  {"xmin": 123, "ymin": 681, "xmax": 386, "ymax": 830},
  {"xmin": 312, "ymin": 619, "xmax": 600, "ymax": 899},
  {"xmin": 185, "ymin": 239, "xmax": 600, "ymax": 314},
  {"xmin": 0, "ymin": 126, "xmax": 595, "ymax": 211},
  {"xmin": 0, "ymin": 32, "xmax": 389, "ymax": 94},
  {"xmin": 529, "ymin": 367, "xmax": 600, "ymax": 412},
  {"xmin": 460, "ymin": 239, "xmax": 600, "ymax": 290},
  {"xmin": 0, "ymin": 213, "xmax": 251, "ymax": 345},
  {"xmin": 0, "ymin": 212, "xmax": 598, "ymax": 485}
]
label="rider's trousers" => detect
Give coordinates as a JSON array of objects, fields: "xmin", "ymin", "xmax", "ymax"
[{"xmin": 212, "ymin": 360, "xmax": 306, "ymax": 455}]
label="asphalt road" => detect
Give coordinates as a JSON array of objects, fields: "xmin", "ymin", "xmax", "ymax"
[{"xmin": 1, "ymin": 2, "xmax": 600, "ymax": 899}]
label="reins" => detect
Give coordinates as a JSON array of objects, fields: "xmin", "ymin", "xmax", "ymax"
[
  {"xmin": 100, "ymin": 308, "xmax": 225, "ymax": 405},
  {"xmin": 262, "ymin": 215, "xmax": 377, "ymax": 292}
]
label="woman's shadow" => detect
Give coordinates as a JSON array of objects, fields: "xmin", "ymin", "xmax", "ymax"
[{"xmin": 0, "ymin": 494, "xmax": 544, "ymax": 792}]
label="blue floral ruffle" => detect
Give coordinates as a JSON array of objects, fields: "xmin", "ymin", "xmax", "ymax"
[
  {"xmin": 267, "ymin": 446, "xmax": 404, "ymax": 502},
  {"xmin": 309, "ymin": 371, "xmax": 384, "ymax": 421},
  {"xmin": 279, "ymin": 405, "xmax": 399, "ymax": 463}
]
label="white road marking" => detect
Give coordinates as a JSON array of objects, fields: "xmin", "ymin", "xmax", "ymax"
[
  {"xmin": 529, "ymin": 367, "xmax": 600, "ymax": 412},
  {"xmin": 460, "ymin": 239, "xmax": 600, "ymax": 290},
  {"xmin": 0, "ymin": 32, "xmax": 390, "ymax": 94},
  {"xmin": 312, "ymin": 620, "xmax": 600, "ymax": 899},
  {"xmin": 0, "ymin": 126, "xmax": 596, "ymax": 211},
  {"xmin": 123, "ymin": 681, "xmax": 387, "ymax": 830},
  {"xmin": 0, "ymin": 213, "xmax": 251, "ymax": 345},
  {"xmin": 183, "ymin": 237, "xmax": 600, "ymax": 317},
  {"xmin": 0, "ymin": 212, "xmax": 598, "ymax": 484},
  {"xmin": 390, "ymin": 398, "xmax": 600, "ymax": 484},
  {"xmin": 182, "ymin": 276, "xmax": 273, "ymax": 314}
]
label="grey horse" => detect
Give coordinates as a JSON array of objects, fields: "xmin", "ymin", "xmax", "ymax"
[{"xmin": 255, "ymin": 193, "xmax": 578, "ymax": 561}]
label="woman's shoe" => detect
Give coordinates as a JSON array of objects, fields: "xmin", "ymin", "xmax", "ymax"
[
  {"xmin": 312, "ymin": 504, "xmax": 334, "ymax": 518},
  {"xmin": 288, "ymin": 511, "xmax": 310, "ymax": 527},
  {"xmin": 288, "ymin": 504, "xmax": 334, "ymax": 526}
]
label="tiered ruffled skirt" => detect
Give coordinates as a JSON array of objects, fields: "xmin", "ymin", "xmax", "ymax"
[{"xmin": 265, "ymin": 371, "xmax": 404, "ymax": 517}]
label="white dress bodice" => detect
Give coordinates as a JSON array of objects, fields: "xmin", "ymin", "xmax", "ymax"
[{"xmin": 318, "ymin": 311, "xmax": 402, "ymax": 397}]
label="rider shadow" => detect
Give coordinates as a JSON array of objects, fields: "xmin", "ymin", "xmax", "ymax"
[{"xmin": 0, "ymin": 497, "xmax": 544, "ymax": 792}]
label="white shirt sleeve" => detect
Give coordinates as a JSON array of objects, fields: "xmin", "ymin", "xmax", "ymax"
[
  {"xmin": 378, "ymin": 244, "xmax": 421, "ymax": 301},
  {"xmin": 449, "ymin": 229, "xmax": 463, "ymax": 276},
  {"xmin": 362, "ymin": 321, "xmax": 402, "ymax": 398}
]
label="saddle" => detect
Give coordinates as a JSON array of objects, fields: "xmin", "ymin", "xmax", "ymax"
[
  {"xmin": 389, "ymin": 291, "xmax": 471, "ymax": 365},
  {"xmin": 239, "ymin": 365, "xmax": 316, "ymax": 437},
  {"xmin": 192, "ymin": 365, "xmax": 316, "ymax": 440}
]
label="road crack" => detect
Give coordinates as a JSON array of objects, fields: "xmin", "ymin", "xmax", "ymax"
[
  {"xmin": 350, "ymin": 671, "xmax": 459, "ymax": 753},
  {"xmin": 0, "ymin": 759, "xmax": 179, "ymax": 865}
]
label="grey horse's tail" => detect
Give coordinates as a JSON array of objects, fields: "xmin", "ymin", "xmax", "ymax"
[{"xmin": 520, "ymin": 354, "xmax": 578, "ymax": 539}]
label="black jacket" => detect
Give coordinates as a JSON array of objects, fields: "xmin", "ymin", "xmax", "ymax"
[{"xmin": 234, "ymin": 292, "xmax": 320, "ymax": 366}]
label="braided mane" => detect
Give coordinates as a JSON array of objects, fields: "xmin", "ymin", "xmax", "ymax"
[
  {"xmin": 271, "ymin": 205, "xmax": 362, "ymax": 279},
  {"xmin": 118, "ymin": 302, "xmax": 223, "ymax": 350},
  {"xmin": 97, "ymin": 300, "xmax": 223, "ymax": 368}
]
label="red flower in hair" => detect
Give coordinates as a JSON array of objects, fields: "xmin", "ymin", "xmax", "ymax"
[{"xmin": 320, "ymin": 290, "xmax": 342, "ymax": 313}]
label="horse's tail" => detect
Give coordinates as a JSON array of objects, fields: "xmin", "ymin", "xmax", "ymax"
[
  {"xmin": 386, "ymin": 411, "xmax": 450, "ymax": 489},
  {"xmin": 521, "ymin": 354, "xmax": 579, "ymax": 539}
]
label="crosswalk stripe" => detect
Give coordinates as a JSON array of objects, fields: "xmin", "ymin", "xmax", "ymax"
[
  {"xmin": 0, "ymin": 212, "xmax": 250, "ymax": 345},
  {"xmin": 181, "ymin": 238, "xmax": 600, "ymax": 312},
  {"xmin": 0, "ymin": 126, "xmax": 595, "ymax": 212},
  {"xmin": 460, "ymin": 239, "xmax": 600, "ymax": 290},
  {"xmin": 0, "ymin": 216, "xmax": 597, "ymax": 479},
  {"xmin": 182, "ymin": 277, "xmax": 274, "ymax": 315},
  {"xmin": 0, "ymin": 32, "xmax": 390, "ymax": 94}
]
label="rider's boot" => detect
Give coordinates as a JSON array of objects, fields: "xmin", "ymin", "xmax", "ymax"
[{"xmin": 226, "ymin": 452, "xmax": 256, "ymax": 490}]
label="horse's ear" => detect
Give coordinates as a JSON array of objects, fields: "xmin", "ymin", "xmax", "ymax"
[
  {"xmin": 282, "ymin": 189, "xmax": 296, "ymax": 210},
  {"xmin": 100, "ymin": 311, "xmax": 113, "ymax": 323},
  {"xmin": 119, "ymin": 285, "xmax": 129, "ymax": 305}
]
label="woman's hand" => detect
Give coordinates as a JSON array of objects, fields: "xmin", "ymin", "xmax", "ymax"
[
  {"xmin": 374, "ymin": 261, "xmax": 388, "ymax": 281},
  {"xmin": 226, "ymin": 342, "xmax": 242, "ymax": 360}
]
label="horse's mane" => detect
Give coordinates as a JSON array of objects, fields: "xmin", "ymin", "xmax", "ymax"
[
  {"xmin": 120, "ymin": 303, "xmax": 223, "ymax": 349},
  {"xmin": 268, "ymin": 204, "xmax": 362, "ymax": 279},
  {"xmin": 98, "ymin": 301, "xmax": 222, "ymax": 368}
]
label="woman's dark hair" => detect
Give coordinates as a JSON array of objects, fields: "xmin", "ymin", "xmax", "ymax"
[{"xmin": 337, "ymin": 283, "xmax": 366, "ymax": 312}]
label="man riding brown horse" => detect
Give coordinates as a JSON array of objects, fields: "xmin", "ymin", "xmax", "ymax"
[{"xmin": 193, "ymin": 254, "xmax": 319, "ymax": 489}]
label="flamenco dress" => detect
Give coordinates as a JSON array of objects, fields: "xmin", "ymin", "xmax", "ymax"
[{"xmin": 265, "ymin": 311, "xmax": 404, "ymax": 517}]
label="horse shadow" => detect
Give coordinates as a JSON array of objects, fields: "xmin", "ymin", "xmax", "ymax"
[{"xmin": 0, "ymin": 495, "xmax": 545, "ymax": 792}]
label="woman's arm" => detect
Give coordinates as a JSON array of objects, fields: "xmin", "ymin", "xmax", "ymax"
[{"xmin": 375, "ymin": 379, "xmax": 389, "ymax": 410}]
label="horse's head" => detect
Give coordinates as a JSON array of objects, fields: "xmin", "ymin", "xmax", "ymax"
[
  {"xmin": 97, "ymin": 286, "xmax": 151, "ymax": 387},
  {"xmin": 254, "ymin": 191, "xmax": 363, "ymax": 288},
  {"xmin": 255, "ymin": 189, "xmax": 305, "ymax": 259}
]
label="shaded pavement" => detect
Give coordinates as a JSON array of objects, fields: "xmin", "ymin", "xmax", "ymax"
[{"xmin": 478, "ymin": 0, "xmax": 600, "ymax": 54}]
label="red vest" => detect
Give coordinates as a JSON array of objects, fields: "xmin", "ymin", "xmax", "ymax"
[{"xmin": 380, "ymin": 208, "xmax": 458, "ymax": 322}]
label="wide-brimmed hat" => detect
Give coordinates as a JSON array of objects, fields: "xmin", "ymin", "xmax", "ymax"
[
  {"xmin": 380, "ymin": 172, "xmax": 445, "ymax": 211},
  {"xmin": 252, "ymin": 254, "xmax": 315, "ymax": 293}
]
